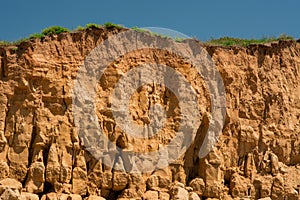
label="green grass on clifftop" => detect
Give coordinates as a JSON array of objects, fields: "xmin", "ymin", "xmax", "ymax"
[
  {"xmin": 206, "ymin": 34, "xmax": 295, "ymax": 47},
  {"xmin": 0, "ymin": 23, "xmax": 125, "ymax": 45},
  {"xmin": 104, "ymin": 22, "xmax": 123, "ymax": 29},
  {"xmin": 0, "ymin": 24, "xmax": 297, "ymax": 47},
  {"xmin": 41, "ymin": 26, "xmax": 70, "ymax": 36},
  {"xmin": 29, "ymin": 26, "xmax": 70, "ymax": 40}
]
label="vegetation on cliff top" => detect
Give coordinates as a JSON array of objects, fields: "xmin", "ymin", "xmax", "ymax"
[
  {"xmin": 206, "ymin": 34, "xmax": 295, "ymax": 47},
  {"xmin": 131, "ymin": 27, "xmax": 186, "ymax": 42},
  {"xmin": 0, "ymin": 22, "xmax": 123, "ymax": 46},
  {"xmin": 0, "ymin": 23, "xmax": 297, "ymax": 47}
]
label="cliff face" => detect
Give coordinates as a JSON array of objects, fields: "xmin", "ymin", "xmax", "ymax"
[{"xmin": 0, "ymin": 28, "xmax": 300, "ymax": 200}]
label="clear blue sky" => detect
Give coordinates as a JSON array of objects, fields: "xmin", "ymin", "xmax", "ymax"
[{"xmin": 1, "ymin": 0, "xmax": 299, "ymax": 42}]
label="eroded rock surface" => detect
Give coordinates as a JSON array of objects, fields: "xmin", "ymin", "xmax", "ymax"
[{"xmin": 0, "ymin": 27, "xmax": 299, "ymax": 199}]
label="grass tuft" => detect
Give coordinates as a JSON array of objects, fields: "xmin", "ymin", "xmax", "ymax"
[
  {"xmin": 131, "ymin": 27, "xmax": 187, "ymax": 42},
  {"xmin": 29, "ymin": 33, "xmax": 44, "ymax": 39},
  {"xmin": 174, "ymin": 37, "xmax": 185, "ymax": 42},
  {"xmin": 76, "ymin": 25, "xmax": 85, "ymax": 31},
  {"xmin": 104, "ymin": 22, "xmax": 123, "ymax": 29},
  {"xmin": 131, "ymin": 26, "xmax": 148, "ymax": 33},
  {"xmin": 41, "ymin": 26, "xmax": 70, "ymax": 36},
  {"xmin": 86, "ymin": 23, "xmax": 101, "ymax": 29},
  {"xmin": 0, "ymin": 41, "xmax": 11, "ymax": 45}
]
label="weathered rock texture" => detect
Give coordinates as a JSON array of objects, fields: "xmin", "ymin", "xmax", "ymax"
[{"xmin": 0, "ymin": 27, "xmax": 300, "ymax": 199}]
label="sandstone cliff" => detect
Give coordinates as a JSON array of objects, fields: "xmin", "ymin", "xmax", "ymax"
[{"xmin": 0, "ymin": 27, "xmax": 299, "ymax": 200}]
